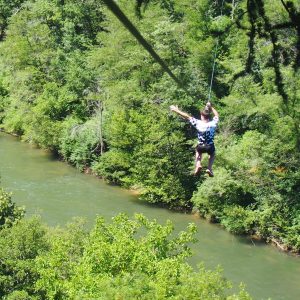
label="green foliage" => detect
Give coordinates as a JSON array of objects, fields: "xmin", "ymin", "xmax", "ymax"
[
  {"xmin": 210, "ymin": 15, "xmax": 232, "ymax": 34},
  {"xmin": 193, "ymin": 128, "xmax": 300, "ymax": 250},
  {"xmin": 0, "ymin": 217, "xmax": 48, "ymax": 299},
  {"xmin": 59, "ymin": 116, "xmax": 102, "ymax": 169},
  {"xmin": 192, "ymin": 167, "xmax": 253, "ymax": 220},
  {"xmin": 35, "ymin": 218, "xmax": 86, "ymax": 299},
  {"xmin": 92, "ymin": 148, "xmax": 132, "ymax": 184},
  {"xmin": 5, "ymin": 290, "xmax": 32, "ymax": 300},
  {"xmin": 0, "ymin": 188, "xmax": 24, "ymax": 229},
  {"xmin": 0, "ymin": 0, "xmax": 299, "ymax": 251},
  {"xmin": 35, "ymin": 213, "xmax": 251, "ymax": 300},
  {"xmin": 0, "ymin": 187, "xmax": 252, "ymax": 299},
  {"xmin": 0, "ymin": 0, "xmax": 103, "ymax": 147},
  {"xmin": 0, "ymin": 76, "xmax": 8, "ymax": 123},
  {"xmin": 0, "ymin": 0, "xmax": 26, "ymax": 40},
  {"xmin": 92, "ymin": 106, "xmax": 194, "ymax": 207},
  {"xmin": 221, "ymin": 206, "xmax": 257, "ymax": 235}
]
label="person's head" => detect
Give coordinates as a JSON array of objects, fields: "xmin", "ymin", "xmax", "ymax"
[{"xmin": 200, "ymin": 109, "xmax": 210, "ymax": 121}]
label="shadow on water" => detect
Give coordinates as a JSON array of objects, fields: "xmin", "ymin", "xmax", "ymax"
[
  {"xmin": 129, "ymin": 196, "xmax": 180, "ymax": 211},
  {"xmin": 235, "ymin": 235, "xmax": 267, "ymax": 247}
]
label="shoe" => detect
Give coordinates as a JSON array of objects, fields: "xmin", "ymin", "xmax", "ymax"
[
  {"xmin": 194, "ymin": 166, "xmax": 202, "ymax": 175},
  {"xmin": 205, "ymin": 169, "xmax": 214, "ymax": 177}
]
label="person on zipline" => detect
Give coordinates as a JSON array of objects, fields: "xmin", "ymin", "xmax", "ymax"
[{"xmin": 170, "ymin": 102, "xmax": 219, "ymax": 177}]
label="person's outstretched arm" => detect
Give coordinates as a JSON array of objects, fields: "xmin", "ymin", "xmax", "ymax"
[{"xmin": 170, "ymin": 105, "xmax": 191, "ymax": 120}]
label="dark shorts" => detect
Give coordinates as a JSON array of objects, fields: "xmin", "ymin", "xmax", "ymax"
[{"xmin": 196, "ymin": 143, "xmax": 215, "ymax": 155}]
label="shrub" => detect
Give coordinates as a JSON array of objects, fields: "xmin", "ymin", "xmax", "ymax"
[
  {"xmin": 221, "ymin": 206, "xmax": 257, "ymax": 235},
  {"xmin": 60, "ymin": 117, "xmax": 102, "ymax": 169},
  {"xmin": 192, "ymin": 168, "xmax": 250, "ymax": 220},
  {"xmin": 0, "ymin": 188, "xmax": 24, "ymax": 230}
]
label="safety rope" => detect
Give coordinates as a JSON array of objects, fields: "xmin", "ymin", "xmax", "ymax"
[
  {"xmin": 207, "ymin": 0, "xmax": 225, "ymax": 101},
  {"xmin": 208, "ymin": 39, "xmax": 219, "ymax": 101}
]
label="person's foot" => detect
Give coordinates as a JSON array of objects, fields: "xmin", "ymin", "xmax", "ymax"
[
  {"xmin": 194, "ymin": 166, "xmax": 202, "ymax": 175},
  {"xmin": 205, "ymin": 169, "xmax": 214, "ymax": 177}
]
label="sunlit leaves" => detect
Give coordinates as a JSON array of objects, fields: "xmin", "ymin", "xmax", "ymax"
[{"xmin": 35, "ymin": 213, "xmax": 250, "ymax": 299}]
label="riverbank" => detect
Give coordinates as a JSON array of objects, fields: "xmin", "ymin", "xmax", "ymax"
[
  {"xmin": 0, "ymin": 129, "xmax": 299, "ymax": 255},
  {"xmin": 192, "ymin": 209, "xmax": 300, "ymax": 256}
]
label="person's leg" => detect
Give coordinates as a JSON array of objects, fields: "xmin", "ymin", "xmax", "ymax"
[
  {"xmin": 206, "ymin": 146, "xmax": 215, "ymax": 177},
  {"xmin": 194, "ymin": 149, "xmax": 203, "ymax": 175},
  {"xmin": 207, "ymin": 152, "xmax": 215, "ymax": 172}
]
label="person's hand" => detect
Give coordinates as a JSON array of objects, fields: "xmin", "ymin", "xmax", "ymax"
[
  {"xmin": 205, "ymin": 102, "xmax": 212, "ymax": 113},
  {"xmin": 170, "ymin": 105, "xmax": 178, "ymax": 112}
]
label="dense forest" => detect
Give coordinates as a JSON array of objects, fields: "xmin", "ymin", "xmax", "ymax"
[{"xmin": 0, "ymin": 0, "xmax": 299, "ymax": 255}]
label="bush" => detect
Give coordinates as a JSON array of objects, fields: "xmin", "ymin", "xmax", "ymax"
[
  {"xmin": 221, "ymin": 206, "xmax": 257, "ymax": 235},
  {"xmin": 60, "ymin": 117, "xmax": 102, "ymax": 170},
  {"xmin": 192, "ymin": 168, "xmax": 251, "ymax": 220},
  {"xmin": 92, "ymin": 149, "xmax": 132, "ymax": 185},
  {"xmin": 0, "ymin": 188, "xmax": 24, "ymax": 230}
]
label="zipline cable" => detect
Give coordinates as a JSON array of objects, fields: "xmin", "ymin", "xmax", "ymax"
[
  {"xmin": 207, "ymin": 0, "xmax": 225, "ymax": 101},
  {"xmin": 103, "ymin": 0, "xmax": 226, "ymax": 103},
  {"xmin": 102, "ymin": 0, "xmax": 183, "ymax": 88},
  {"xmin": 208, "ymin": 40, "xmax": 219, "ymax": 101}
]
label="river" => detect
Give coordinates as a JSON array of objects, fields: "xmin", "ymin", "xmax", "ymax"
[{"xmin": 1, "ymin": 132, "xmax": 300, "ymax": 300}]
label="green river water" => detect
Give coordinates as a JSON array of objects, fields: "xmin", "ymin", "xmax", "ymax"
[{"xmin": 1, "ymin": 132, "xmax": 300, "ymax": 300}]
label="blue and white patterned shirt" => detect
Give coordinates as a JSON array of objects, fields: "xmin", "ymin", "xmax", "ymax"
[{"xmin": 189, "ymin": 116, "xmax": 219, "ymax": 145}]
